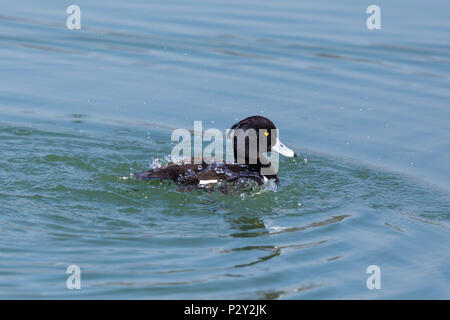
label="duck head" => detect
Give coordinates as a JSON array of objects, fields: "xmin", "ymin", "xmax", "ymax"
[{"xmin": 229, "ymin": 115, "xmax": 297, "ymax": 181}]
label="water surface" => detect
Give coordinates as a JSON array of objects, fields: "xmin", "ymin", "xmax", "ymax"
[{"xmin": 0, "ymin": 0, "xmax": 449, "ymax": 299}]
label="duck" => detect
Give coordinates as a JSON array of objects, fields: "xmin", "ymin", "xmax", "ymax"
[{"xmin": 134, "ymin": 116, "xmax": 297, "ymax": 190}]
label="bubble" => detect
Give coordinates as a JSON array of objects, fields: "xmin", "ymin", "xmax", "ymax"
[
  {"xmin": 214, "ymin": 167, "xmax": 225, "ymax": 174},
  {"xmin": 264, "ymin": 179, "xmax": 278, "ymax": 192},
  {"xmin": 149, "ymin": 158, "xmax": 162, "ymax": 170}
]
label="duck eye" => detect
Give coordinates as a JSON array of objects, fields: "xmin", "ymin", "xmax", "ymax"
[{"xmin": 264, "ymin": 131, "xmax": 269, "ymax": 136}]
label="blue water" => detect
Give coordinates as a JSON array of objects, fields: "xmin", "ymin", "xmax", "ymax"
[{"xmin": 0, "ymin": 0, "xmax": 449, "ymax": 299}]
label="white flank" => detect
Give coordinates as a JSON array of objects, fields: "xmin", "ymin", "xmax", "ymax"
[{"xmin": 199, "ymin": 179, "xmax": 218, "ymax": 185}]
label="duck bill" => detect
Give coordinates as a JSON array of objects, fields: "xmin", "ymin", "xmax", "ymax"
[{"xmin": 272, "ymin": 138, "xmax": 297, "ymax": 157}]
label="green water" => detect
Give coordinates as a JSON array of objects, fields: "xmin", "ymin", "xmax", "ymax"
[
  {"xmin": 1, "ymin": 113, "xmax": 449, "ymax": 298},
  {"xmin": 1, "ymin": 0, "xmax": 450, "ymax": 298}
]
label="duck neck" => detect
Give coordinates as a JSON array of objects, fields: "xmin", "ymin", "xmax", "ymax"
[{"xmin": 234, "ymin": 152, "xmax": 279, "ymax": 183}]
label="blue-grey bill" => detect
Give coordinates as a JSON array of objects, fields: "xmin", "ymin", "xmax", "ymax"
[{"xmin": 272, "ymin": 138, "xmax": 297, "ymax": 157}]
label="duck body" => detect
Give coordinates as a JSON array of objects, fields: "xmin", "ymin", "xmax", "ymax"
[
  {"xmin": 135, "ymin": 116, "xmax": 296, "ymax": 189},
  {"xmin": 135, "ymin": 157, "xmax": 269, "ymax": 186}
]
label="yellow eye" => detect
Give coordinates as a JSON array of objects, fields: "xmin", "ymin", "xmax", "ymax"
[{"xmin": 264, "ymin": 131, "xmax": 269, "ymax": 136}]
